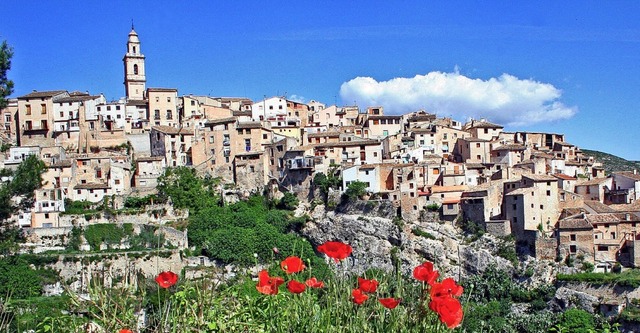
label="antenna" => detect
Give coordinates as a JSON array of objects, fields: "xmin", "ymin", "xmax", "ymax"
[{"xmin": 131, "ymin": 19, "xmax": 134, "ymax": 30}]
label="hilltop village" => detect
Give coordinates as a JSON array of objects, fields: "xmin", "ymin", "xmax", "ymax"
[{"xmin": 1, "ymin": 28, "xmax": 640, "ymax": 273}]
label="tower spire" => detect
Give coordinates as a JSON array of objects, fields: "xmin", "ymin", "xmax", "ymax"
[{"xmin": 131, "ymin": 19, "xmax": 134, "ymax": 31}]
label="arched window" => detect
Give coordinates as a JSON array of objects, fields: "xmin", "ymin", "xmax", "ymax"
[
  {"xmin": 133, "ymin": 64, "xmax": 139, "ymax": 75},
  {"xmin": 133, "ymin": 46, "xmax": 137, "ymax": 53}
]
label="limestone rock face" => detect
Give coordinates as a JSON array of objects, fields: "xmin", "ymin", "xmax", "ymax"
[
  {"xmin": 552, "ymin": 286, "xmax": 600, "ymax": 313},
  {"xmin": 303, "ymin": 201, "xmax": 516, "ymax": 279}
]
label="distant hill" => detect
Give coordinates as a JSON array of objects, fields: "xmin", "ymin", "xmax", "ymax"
[{"xmin": 582, "ymin": 149, "xmax": 640, "ymax": 175}]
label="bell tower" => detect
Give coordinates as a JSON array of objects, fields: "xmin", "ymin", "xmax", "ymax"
[{"xmin": 123, "ymin": 25, "xmax": 146, "ymax": 100}]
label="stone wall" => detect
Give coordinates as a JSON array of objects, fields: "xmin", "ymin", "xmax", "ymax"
[
  {"xmin": 485, "ymin": 220, "xmax": 511, "ymax": 237},
  {"xmin": 535, "ymin": 236, "xmax": 558, "ymax": 260}
]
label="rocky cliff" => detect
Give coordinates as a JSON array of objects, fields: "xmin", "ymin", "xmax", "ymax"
[{"xmin": 301, "ymin": 199, "xmax": 537, "ymax": 281}]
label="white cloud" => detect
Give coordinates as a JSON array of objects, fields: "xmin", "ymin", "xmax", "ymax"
[
  {"xmin": 288, "ymin": 94, "xmax": 306, "ymax": 103},
  {"xmin": 339, "ymin": 72, "xmax": 577, "ymax": 126}
]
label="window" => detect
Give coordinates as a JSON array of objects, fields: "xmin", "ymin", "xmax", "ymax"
[
  {"xmin": 115, "ymin": 179, "xmax": 120, "ymax": 185},
  {"xmin": 546, "ymin": 190, "xmax": 551, "ymax": 196},
  {"xmin": 41, "ymin": 104, "xmax": 47, "ymax": 114},
  {"xmin": 155, "ymin": 97, "xmax": 160, "ymax": 102},
  {"xmin": 512, "ymin": 204, "xmax": 517, "ymax": 210},
  {"xmin": 191, "ymin": 100, "xmax": 195, "ymax": 106},
  {"xmin": 597, "ymin": 245, "xmax": 607, "ymax": 252},
  {"xmin": 133, "ymin": 64, "xmax": 139, "ymax": 75},
  {"xmin": 570, "ymin": 234, "xmax": 576, "ymax": 241},
  {"xmin": 167, "ymin": 97, "xmax": 171, "ymax": 102},
  {"xmin": 44, "ymin": 213, "xmax": 50, "ymax": 219},
  {"xmin": 570, "ymin": 245, "xmax": 577, "ymax": 253},
  {"xmin": 166, "ymin": 110, "xmax": 173, "ymax": 119},
  {"xmin": 611, "ymin": 232, "xmax": 616, "ymax": 239},
  {"xmin": 540, "ymin": 205, "xmax": 544, "ymax": 209},
  {"xmin": 26, "ymin": 105, "xmax": 31, "ymax": 115},
  {"xmin": 209, "ymin": 136, "xmax": 214, "ymax": 143},
  {"xmin": 476, "ymin": 143, "xmax": 481, "ymax": 148}
]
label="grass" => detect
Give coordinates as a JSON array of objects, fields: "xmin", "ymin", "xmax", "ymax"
[{"xmin": 556, "ymin": 269, "xmax": 640, "ymax": 288}]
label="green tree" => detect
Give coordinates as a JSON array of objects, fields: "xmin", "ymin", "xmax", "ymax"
[
  {"xmin": 0, "ymin": 40, "xmax": 13, "ymax": 109},
  {"xmin": 344, "ymin": 180, "xmax": 367, "ymax": 201},
  {"xmin": 554, "ymin": 308, "xmax": 595, "ymax": 333},
  {"xmin": 156, "ymin": 167, "xmax": 219, "ymax": 212},
  {"xmin": 0, "ymin": 155, "xmax": 46, "ymax": 254},
  {"xmin": 277, "ymin": 191, "xmax": 299, "ymax": 210}
]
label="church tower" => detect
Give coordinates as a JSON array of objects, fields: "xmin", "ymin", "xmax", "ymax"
[{"xmin": 123, "ymin": 26, "xmax": 146, "ymax": 100}]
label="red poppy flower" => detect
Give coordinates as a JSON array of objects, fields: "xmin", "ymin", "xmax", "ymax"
[
  {"xmin": 119, "ymin": 330, "xmax": 134, "ymax": 333},
  {"xmin": 280, "ymin": 256, "xmax": 306, "ymax": 274},
  {"xmin": 430, "ymin": 277, "xmax": 464, "ymax": 299},
  {"xmin": 429, "ymin": 296, "xmax": 463, "ymax": 329},
  {"xmin": 378, "ymin": 297, "xmax": 401, "ymax": 309},
  {"xmin": 256, "ymin": 269, "xmax": 285, "ymax": 295},
  {"xmin": 357, "ymin": 277, "xmax": 379, "ymax": 293},
  {"xmin": 287, "ymin": 280, "xmax": 306, "ymax": 294},
  {"xmin": 318, "ymin": 241, "xmax": 352, "ymax": 262},
  {"xmin": 155, "ymin": 271, "xmax": 178, "ymax": 289},
  {"xmin": 352, "ymin": 288, "xmax": 369, "ymax": 305},
  {"xmin": 412, "ymin": 261, "xmax": 439, "ymax": 285},
  {"xmin": 305, "ymin": 277, "xmax": 325, "ymax": 288}
]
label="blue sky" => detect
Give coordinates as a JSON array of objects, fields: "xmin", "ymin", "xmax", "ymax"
[{"xmin": 2, "ymin": 1, "xmax": 640, "ymax": 160}]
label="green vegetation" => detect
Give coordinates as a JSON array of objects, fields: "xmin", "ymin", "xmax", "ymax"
[
  {"xmin": 157, "ymin": 167, "xmax": 221, "ymax": 212},
  {"xmin": 343, "ymin": 180, "xmax": 367, "ymax": 201},
  {"xmin": 582, "ymin": 149, "xmax": 640, "ymax": 175},
  {"xmin": 276, "ymin": 191, "xmax": 299, "ymax": 210},
  {"xmin": 123, "ymin": 194, "xmax": 157, "ymax": 209},
  {"xmin": 463, "ymin": 267, "xmax": 618, "ymax": 332},
  {"xmin": 0, "ymin": 256, "xmax": 57, "ymax": 299},
  {"xmin": 188, "ymin": 195, "xmax": 317, "ymax": 268},
  {"xmin": 425, "ymin": 203, "xmax": 440, "ymax": 212},
  {"xmin": 0, "ymin": 155, "xmax": 47, "ymax": 255},
  {"xmin": 557, "ymin": 270, "xmax": 640, "ymax": 287},
  {"xmin": 459, "ymin": 218, "xmax": 485, "ymax": 242},
  {"xmin": 496, "ymin": 236, "xmax": 519, "ymax": 265},
  {"xmin": 411, "ymin": 227, "xmax": 436, "ymax": 240},
  {"xmin": 0, "ymin": 40, "xmax": 14, "ymax": 109},
  {"xmin": 83, "ymin": 223, "xmax": 135, "ymax": 250},
  {"xmin": 313, "ymin": 166, "xmax": 342, "ymax": 198}
]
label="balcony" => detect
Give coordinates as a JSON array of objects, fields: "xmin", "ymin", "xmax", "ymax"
[
  {"xmin": 223, "ymin": 139, "xmax": 231, "ymax": 146},
  {"xmin": 223, "ymin": 150, "xmax": 231, "ymax": 157},
  {"xmin": 23, "ymin": 124, "xmax": 48, "ymax": 132}
]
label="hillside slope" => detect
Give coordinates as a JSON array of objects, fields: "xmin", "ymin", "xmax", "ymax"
[{"xmin": 582, "ymin": 149, "xmax": 640, "ymax": 175}]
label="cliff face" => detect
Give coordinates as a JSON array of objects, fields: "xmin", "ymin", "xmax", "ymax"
[{"xmin": 302, "ymin": 200, "xmax": 521, "ymax": 280}]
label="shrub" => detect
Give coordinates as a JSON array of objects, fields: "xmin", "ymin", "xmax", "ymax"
[
  {"xmin": 425, "ymin": 203, "xmax": 440, "ymax": 212},
  {"xmin": 344, "ymin": 181, "xmax": 367, "ymax": 201},
  {"xmin": 277, "ymin": 192, "xmax": 299, "ymax": 210},
  {"xmin": 412, "ymin": 228, "xmax": 436, "ymax": 240}
]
